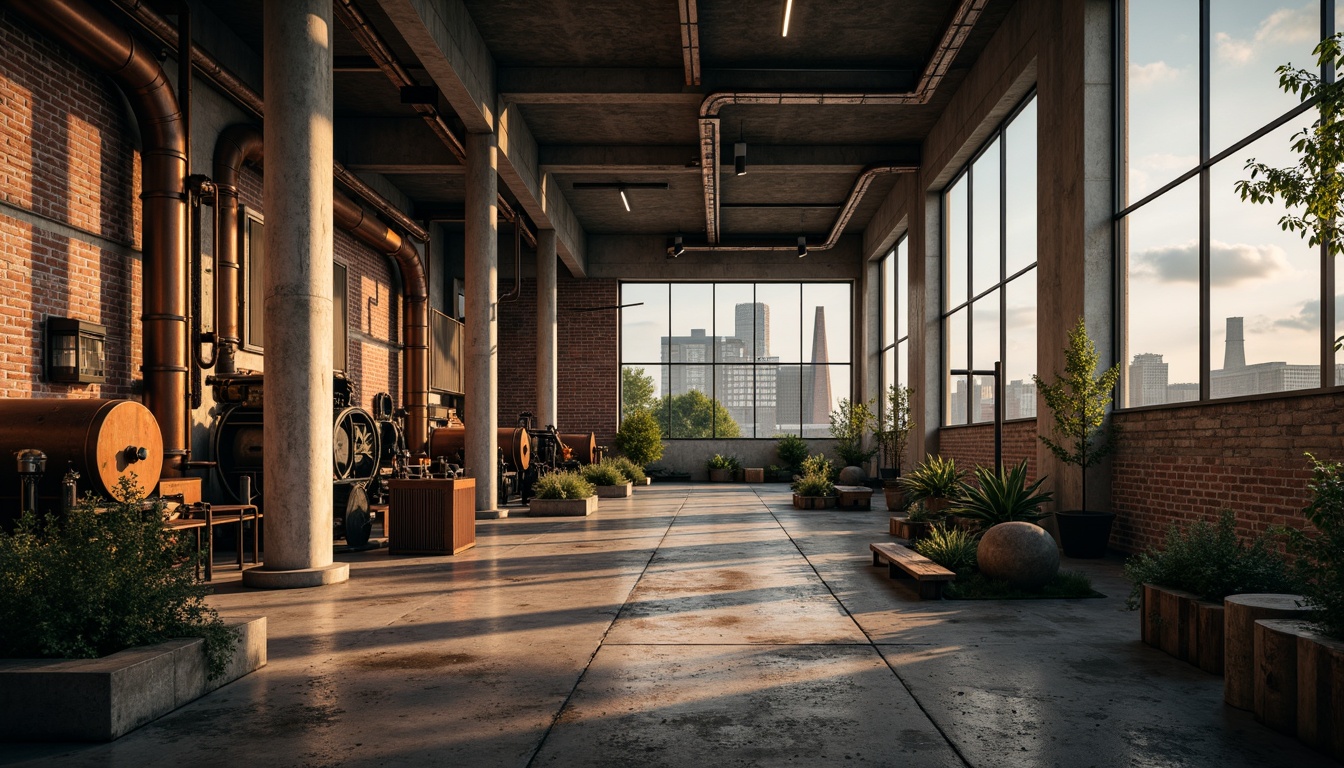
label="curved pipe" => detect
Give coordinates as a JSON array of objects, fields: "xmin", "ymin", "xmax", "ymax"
[
  {"xmin": 10, "ymin": 0, "xmax": 190, "ymax": 477},
  {"xmin": 212, "ymin": 124, "xmax": 265, "ymax": 375},
  {"xmin": 696, "ymin": 0, "xmax": 985, "ymax": 243}
]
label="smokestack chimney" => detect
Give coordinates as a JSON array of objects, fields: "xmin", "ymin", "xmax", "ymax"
[{"xmin": 1224, "ymin": 317, "xmax": 1246, "ymax": 370}]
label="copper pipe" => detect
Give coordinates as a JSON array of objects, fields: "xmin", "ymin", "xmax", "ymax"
[
  {"xmin": 10, "ymin": 0, "xmax": 190, "ymax": 477},
  {"xmin": 333, "ymin": 192, "xmax": 429, "ymax": 455},
  {"xmin": 212, "ymin": 124, "xmax": 264, "ymax": 375},
  {"xmin": 106, "ymin": 0, "xmax": 429, "ymax": 243}
]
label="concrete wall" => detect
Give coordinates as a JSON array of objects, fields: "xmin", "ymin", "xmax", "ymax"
[{"xmin": 657, "ymin": 438, "xmax": 840, "ymax": 482}]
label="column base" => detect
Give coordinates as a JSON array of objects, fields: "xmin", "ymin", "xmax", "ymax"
[
  {"xmin": 475, "ymin": 508, "xmax": 507, "ymax": 519},
  {"xmin": 242, "ymin": 562, "xmax": 349, "ymax": 590}
]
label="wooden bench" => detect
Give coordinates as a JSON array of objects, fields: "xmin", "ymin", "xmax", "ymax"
[
  {"xmin": 870, "ymin": 542, "xmax": 956, "ymax": 599},
  {"xmin": 835, "ymin": 485, "xmax": 873, "ymax": 509}
]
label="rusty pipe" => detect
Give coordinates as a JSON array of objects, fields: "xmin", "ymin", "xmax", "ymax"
[
  {"xmin": 212, "ymin": 124, "xmax": 264, "ymax": 375},
  {"xmin": 9, "ymin": 0, "xmax": 190, "ymax": 478},
  {"xmin": 332, "ymin": 192, "xmax": 429, "ymax": 456}
]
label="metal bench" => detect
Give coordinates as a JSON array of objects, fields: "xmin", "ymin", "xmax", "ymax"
[{"xmin": 870, "ymin": 541, "xmax": 956, "ymax": 599}]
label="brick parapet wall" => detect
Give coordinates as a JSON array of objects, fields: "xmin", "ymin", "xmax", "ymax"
[{"xmin": 936, "ymin": 420, "xmax": 1039, "ymax": 479}]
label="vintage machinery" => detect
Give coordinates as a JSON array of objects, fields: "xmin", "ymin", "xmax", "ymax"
[
  {"xmin": 427, "ymin": 423, "xmax": 532, "ymax": 505},
  {"xmin": 210, "ymin": 371, "xmax": 405, "ymax": 546}
]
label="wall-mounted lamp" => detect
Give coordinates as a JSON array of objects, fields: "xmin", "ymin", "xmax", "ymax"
[
  {"xmin": 797, "ymin": 236, "xmax": 807, "ymax": 258},
  {"xmin": 46, "ymin": 317, "xmax": 106, "ymax": 384},
  {"xmin": 671, "ymin": 235, "xmax": 685, "ymax": 258},
  {"xmin": 734, "ymin": 142, "xmax": 747, "ymax": 176}
]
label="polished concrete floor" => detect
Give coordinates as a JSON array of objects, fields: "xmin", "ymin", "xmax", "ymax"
[{"xmin": 4, "ymin": 484, "xmax": 1336, "ymax": 767}]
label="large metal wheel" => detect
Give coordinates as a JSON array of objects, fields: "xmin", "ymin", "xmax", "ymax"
[
  {"xmin": 336, "ymin": 482, "xmax": 372, "ymax": 546},
  {"xmin": 334, "ymin": 407, "xmax": 380, "ymax": 482}
]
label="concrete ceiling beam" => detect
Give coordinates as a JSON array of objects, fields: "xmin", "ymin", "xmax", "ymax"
[
  {"xmin": 499, "ymin": 67, "xmax": 698, "ymax": 105},
  {"xmin": 538, "ymin": 144, "xmax": 920, "ymax": 176},
  {"xmin": 336, "ymin": 117, "xmax": 463, "ymax": 172}
]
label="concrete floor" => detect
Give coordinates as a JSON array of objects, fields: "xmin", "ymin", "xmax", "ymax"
[{"xmin": 3, "ymin": 484, "xmax": 1336, "ymax": 767}]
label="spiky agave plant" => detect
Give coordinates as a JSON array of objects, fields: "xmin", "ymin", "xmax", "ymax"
[{"xmin": 950, "ymin": 459, "xmax": 1055, "ymax": 531}]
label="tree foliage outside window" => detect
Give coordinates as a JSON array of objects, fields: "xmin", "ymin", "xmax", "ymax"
[
  {"xmin": 654, "ymin": 390, "xmax": 741, "ymax": 439},
  {"xmin": 622, "ymin": 367, "xmax": 658, "ymax": 414}
]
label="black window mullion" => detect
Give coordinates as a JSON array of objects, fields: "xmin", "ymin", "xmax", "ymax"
[
  {"xmin": 1326, "ymin": 2, "xmax": 1339, "ymax": 388},
  {"xmin": 1198, "ymin": 0, "xmax": 1211, "ymax": 401}
]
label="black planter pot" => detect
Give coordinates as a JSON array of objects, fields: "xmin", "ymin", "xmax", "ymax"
[{"xmin": 1054, "ymin": 510, "xmax": 1116, "ymax": 558}]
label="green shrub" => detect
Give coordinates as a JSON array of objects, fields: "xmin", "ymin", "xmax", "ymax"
[
  {"xmin": 829, "ymin": 397, "xmax": 877, "ymax": 467},
  {"xmin": 913, "ymin": 524, "xmax": 979, "ymax": 574},
  {"xmin": 614, "ymin": 409, "xmax": 663, "ymax": 466},
  {"xmin": 775, "ymin": 434, "xmax": 809, "ymax": 473},
  {"xmin": 792, "ymin": 472, "xmax": 835, "ymax": 497},
  {"xmin": 799, "ymin": 453, "xmax": 832, "ymax": 480},
  {"xmin": 905, "ymin": 501, "xmax": 942, "ymax": 523},
  {"xmin": 707, "ymin": 453, "xmax": 741, "ymax": 471},
  {"xmin": 1285, "ymin": 454, "xmax": 1344, "ymax": 639},
  {"xmin": 532, "ymin": 471, "xmax": 596, "ymax": 500},
  {"xmin": 610, "ymin": 457, "xmax": 647, "ymax": 484},
  {"xmin": 951, "ymin": 460, "xmax": 1054, "ymax": 531},
  {"xmin": 581, "ymin": 460, "xmax": 628, "ymax": 487},
  {"xmin": 899, "ymin": 455, "xmax": 965, "ymax": 502},
  {"xmin": 0, "ymin": 476, "xmax": 237, "ymax": 679},
  {"xmin": 1123, "ymin": 510, "xmax": 1299, "ymax": 609}
]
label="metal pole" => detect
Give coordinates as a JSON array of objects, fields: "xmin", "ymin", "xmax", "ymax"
[{"xmin": 950, "ymin": 365, "xmax": 1002, "ymax": 472}]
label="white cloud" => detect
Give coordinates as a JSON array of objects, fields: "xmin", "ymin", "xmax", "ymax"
[
  {"xmin": 1129, "ymin": 60, "xmax": 1181, "ymax": 89},
  {"xmin": 1214, "ymin": 4, "xmax": 1318, "ymax": 67},
  {"xmin": 1132, "ymin": 239, "xmax": 1293, "ymax": 286},
  {"xmin": 1273, "ymin": 294, "xmax": 1344, "ymax": 331},
  {"xmin": 1215, "ymin": 32, "xmax": 1255, "ymax": 65}
]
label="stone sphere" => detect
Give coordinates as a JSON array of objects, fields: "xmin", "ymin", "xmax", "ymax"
[
  {"xmin": 838, "ymin": 465, "xmax": 866, "ymax": 485},
  {"xmin": 976, "ymin": 522, "xmax": 1060, "ymax": 589}
]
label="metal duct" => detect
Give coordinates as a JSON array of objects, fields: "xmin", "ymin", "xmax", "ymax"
[
  {"xmin": 211, "ymin": 124, "xmax": 264, "ymax": 375},
  {"xmin": 697, "ymin": 0, "xmax": 986, "ymax": 243},
  {"xmin": 9, "ymin": 0, "xmax": 190, "ymax": 477}
]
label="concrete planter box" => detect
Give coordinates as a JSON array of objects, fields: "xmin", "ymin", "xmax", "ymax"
[
  {"xmin": 595, "ymin": 482, "xmax": 633, "ymax": 498},
  {"xmin": 526, "ymin": 496, "xmax": 598, "ymax": 516},
  {"xmin": 1140, "ymin": 584, "xmax": 1225, "ymax": 675},
  {"xmin": 0, "ymin": 616, "xmax": 266, "ymax": 742},
  {"xmin": 792, "ymin": 494, "xmax": 836, "ymax": 509}
]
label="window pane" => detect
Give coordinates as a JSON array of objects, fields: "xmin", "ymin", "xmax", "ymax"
[
  {"xmin": 1210, "ymin": 115, "xmax": 1320, "ymax": 397},
  {"xmin": 1005, "ymin": 271, "xmax": 1037, "ymax": 419},
  {"xmin": 1123, "ymin": 176, "xmax": 1199, "ymax": 406},
  {"xmin": 715, "ymin": 283, "xmax": 756, "ymax": 362},
  {"xmin": 671, "ymin": 283, "xmax": 712, "ymax": 339},
  {"xmin": 667, "ymin": 370, "xmax": 714, "ymax": 438},
  {"xmin": 620, "ymin": 283, "xmax": 669, "ymax": 362},
  {"xmin": 1126, "ymin": 0, "xmax": 1199, "ymax": 204},
  {"xmin": 946, "ymin": 307, "xmax": 968, "ymax": 425},
  {"xmin": 333, "ymin": 262, "xmax": 347, "ymax": 371},
  {"xmin": 714, "ymin": 365, "xmax": 752, "ymax": 437},
  {"xmin": 803, "ymin": 283, "xmax": 852, "ymax": 365},
  {"xmin": 896, "ymin": 236, "xmax": 909, "ymax": 341},
  {"xmin": 971, "ymin": 289, "xmax": 1001, "ymax": 372},
  {"xmin": 622, "ymin": 364, "xmax": 664, "ymax": 419},
  {"xmin": 774, "ymin": 364, "xmax": 803, "ymax": 435},
  {"xmin": 972, "ymin": 139, "xmax": 1002, "ymax": 298},
  {"xmin": 1005, "ymin": 98, "xmax": 1037, "ymax": 276},
  {"xmin": 804, "ymin": 366, "xmax": 849, "ymax": 439},
  {"xmin": 247, "ymin": 216, "xmax": 265, "ymax": 348},
  {"xmin": 754, "ymin": 362, "xmax": 779, "ymax": 437},
  {"xmin": 1210, "ymin": 2, "xmax": 1317, "ymax": 157},
  {"xmin": 881, "ymin": 347, "xmax": 895, "ymax": 398},
  {"xmin": 896, "ymin": 339, "xmax": 909, "ymax": 392},
  {"xmin": 946, "ymin": 175, "xmax": 969, "ymax": 309},
  {"xmin": 756, "ymin": 283, "xmax": 801, "ymax": 363},
  {"xmin": 1336, "ymin": 271, "xmax": 1344, "ymax": 386},
  {"xmin": 881, "ymin": 249, "xmax": 896, "ymax": 346}
]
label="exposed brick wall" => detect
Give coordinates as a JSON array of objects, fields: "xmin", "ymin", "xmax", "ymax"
[
  {"xmin": 497, "ymin": 274, "xmax": 619, "ymax": 447},
  {"xmin": 336, "ymin": 229, "xmax": 398, "ymax": 413},
  {"xmin": 936, "ymin": 420, "xmax": 1039, "ymax": 478},
  {"xmin": 1110, "ymin": 394, "xmax": 1344, "ymax": 555},
  {"xmin": 0, "ymin": 10, "xmax": 142, "ymax": 401}
]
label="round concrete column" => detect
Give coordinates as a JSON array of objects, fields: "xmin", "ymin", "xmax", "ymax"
[
  {"xmin": 536, "ymin": 229, "xmax": 558, "ymax": 428},
  {"xmin": 465, "ymin": 132, "xmax": 499, "ymax": 515},
  {"xmin": 244, "ymin": 0, "xmax": 348, "ymax": 589}
]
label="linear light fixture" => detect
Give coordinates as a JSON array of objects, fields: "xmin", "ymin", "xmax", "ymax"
[
  {"xmin": 619, "ymin": 188, "xmax": 631, "ymax": 211},
  {"xmin": 672, "ymin": 234, "xmax": 685, "ymax": 257},
  {"xmin": 782, "ymin": 0, "xmax": 794, "ymax": 37},
  {"xmin": 734, "ymin": 142, "xmax": 747, "ymax": 176},
  {"xmin": 572, "ymin": 182, "xmax": 669, "ymax": 213},
  {"xmin": 797, "ymin": 235, "xmax": 807, "ymax": 257}
]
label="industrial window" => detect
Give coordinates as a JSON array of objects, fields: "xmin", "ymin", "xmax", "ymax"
[
  {"xmin": 333, "ymin": 261, "xmax": 348, "ymax": 372},
  {"xmin": 942, "ymin": 92, "xmax": 1038, "ymax": 426},
  {"xmin": 1119, "ymin": 0, "xmax": 1340, "ymax": 406},
  {"xmin": 619, "ymin": 282, "xmax": 853, "ymax": 438},
  {"xmin": 878, "ymin": 235, "xmax": 909, "ymax": 405}
]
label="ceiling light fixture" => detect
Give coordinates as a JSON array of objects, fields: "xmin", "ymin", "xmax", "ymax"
[
  {"xmin": 782, "ymin": 0, "xmax": 794, "ymax": 37},
  {"xmin": 572, "ymin": 182, "xmax": 669, "ymax": 213},
  {"xmin": 619, "ymin": 187, "xmax": 631, "ymax": 212},
  {"xmin": 734, "ymin": 142, "xmax": 747, "ymax": 176},
  {"xmin": 672, "ymin": 234, "xmax": 685, "ymax": 258},
  {"xmin": 797, "ymin": 235, "xmax": 807, "ymax": 258}
]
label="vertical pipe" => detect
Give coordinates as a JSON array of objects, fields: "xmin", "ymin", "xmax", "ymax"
[
  {"xmin": 212, "ymin": 125, "xmax": 264, "ymax": 375},
  {"xmin": 465, "ymin": 132, "xmax": 499, "ymax": 514},
  {"xmin": 245, "ymin": 0, "xmax": 347, "ymax": 587},
  {"xmin": 536, "ymin": 229, "xmax": 558, "ymax": 427}
]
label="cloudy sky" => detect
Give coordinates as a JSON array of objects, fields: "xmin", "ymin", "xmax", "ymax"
[{"xmin": 1126, "ymin": 0, "xmax": 1334, "ymax": 391}]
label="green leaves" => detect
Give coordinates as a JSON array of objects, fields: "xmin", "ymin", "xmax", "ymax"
[
  {"xmin": 1033, "ymin": 317, "xmax": 1119, "ymax": 474},
  {"xmin": 615, "ymin": 409, "xmax": 663, "ymax": 465},
  {"xmin": 829, "ymin": 397, "xmax": 878, "ymax": 467},
  {"xmin": 950, "ymin": 460, "xmax": 1055, "ymax": 529},
  {"xmin": 1287, "ymin": 453, "xmax": 1344, "ymax": 639},
  {"xmin": 899, "ymin": 455, "xmax": 965, "ymax": 501},
  {"xmin": 874, "ymin": 385, "xmax": 915, "ymax": 474}
]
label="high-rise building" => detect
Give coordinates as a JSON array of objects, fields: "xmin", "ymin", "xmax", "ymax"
[
  {"xmin": 1224, "ymin": 317, "xmax": 1246, "ymax": 370},
  {"xmin": 1129, "ymin": 353, "xmax": 1169, "ymax": 407},
  {"xmin": 804, "ymin": 306, "xmax": 833, "ymax": 432},
  {"xmin": 734, "ymin": 302, "xmax": 769, "ymax": 359}
]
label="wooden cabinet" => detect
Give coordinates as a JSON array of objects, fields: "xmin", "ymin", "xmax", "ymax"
[{"xmin": 387, "ymin": 478, "xmax": 475, "ymax": 555}]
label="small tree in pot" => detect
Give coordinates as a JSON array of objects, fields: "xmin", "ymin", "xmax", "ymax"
[
  {"xmin": 1032, "ymin": 317, "xmax": 1120, "ymax": 558},
  {"xmin": 874, "ymin": 385, "xmax": 915, "ymax": 509},
  {"xmin": 829, "ymin": 397, "xmax": 877, "ymax": 477}
]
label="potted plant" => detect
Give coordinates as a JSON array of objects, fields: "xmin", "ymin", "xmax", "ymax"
[
  {"xmin": 526, "ymin": 470, "xmax": 598, "ymax": 516},
  {"xmin": 950, "ymin": 460, "xmax": 1054, "ymax": 534},
  {"xmin": 892, "ymin": 500, "xmax": 942, "ymax": 542},
  {"xmin": 791, "ymin": 453, "xmax": 836, "ymax": 509},
  {"xmin": 898, "ymin": 455, "xmax": 964, "ymax": 513},
  {"xmin": 775, "ymin": 433, "xmax": 809, "ymax": 478},
  {"xmin": 706, "ymin": 453, "xmax": 739, "ymax": 482},
  {"xmin": 611, "ymin": 456, "xmax": 649, "ymax": 486},
  {"xmin": 874, "ymin": 385, "xmax": 915, "ymax": 510},
  {"xmin": 1032, "ymin": 317, "xmax": 1121, "ymax": 558},
  {"xmin": 828, "ymin": 397, "xmax": 877, "ymax": 475},
  {"xmin": 581, "ymin": 459, "xmax": 634, "ymax": 498},
  {"xmin": 614, "ymin": 409, "xmax": 663, "ymax": 467}
]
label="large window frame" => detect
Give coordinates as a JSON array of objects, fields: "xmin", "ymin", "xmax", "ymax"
[
  {"xmin": 619, "ymin": 281, "xmax": 854, "ymax": 439},
  {"xmin": 878, "ymin": 235, "xmax": 909, "ymax": 408},
  {"xmin": 941, "ymin": 91, "xmax": 1039, "ymax": 427},
  {"xmin": 1118, "ymin": 0, "xmax": 1340, "ymax": 409}
]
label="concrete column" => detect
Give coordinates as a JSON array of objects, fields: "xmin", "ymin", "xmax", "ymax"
[
  {"xmin": 243, "ymin": 0, "xmax": 348, "ymax": 589},
  {"xmin": 465, "ymin": 132, "xmax": 499, "ymax": 515},
  {"xmin": 536, "ymin": 229, "xmax": 558, "ymax": 428}
]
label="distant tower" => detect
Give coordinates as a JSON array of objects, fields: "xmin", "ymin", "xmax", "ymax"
[
  {"xmin": 1224, "ymin": 317, "xmax": 1246, "ymax": 370},
  {"xmin": 734, "ymin": 302, "xmax": 769, "ymax": 358},
  {"xmin": 1128, "ymin": 353, "xmax": 1169, "ymax": 407},
  {"xmin": 805, "ymin": 307, "xmax": 832, "ymax": 425}
]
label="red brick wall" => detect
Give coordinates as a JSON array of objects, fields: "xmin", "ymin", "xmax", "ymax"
[
  {"xmin": 0, "ymin": 10, "xmax": 143, "ymax": 401},
  {"xmin": 336, "ymin": 230, "xmax": 398, "ymax": 413},
  {"xmin": 497, "ymin": 274, "xmax": 618, "ymax": 447},
  {"xmin": 1110, "ymin": 394, "xmax": 1342, "ymax": 554},
  {"xmin": 936, "ymin": 420, "xmax": 1039, "ymax": 479}
]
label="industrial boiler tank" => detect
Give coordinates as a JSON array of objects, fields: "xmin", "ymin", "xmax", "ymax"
[
  {"xmin": 558, "ymin": 432, "xmax": 599, "ymax": 465},
  {"xmin": 427, "ymin": 425, "xmax": 531, "ymax": 472},
  {"xmin": 0, "ymin": 398, "xmax": 163, "ymax": 507}
]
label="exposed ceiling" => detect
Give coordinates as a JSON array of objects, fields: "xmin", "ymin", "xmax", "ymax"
[{"xmin": 191, "ymin": 0, "xmax": 1016, "ymax": 252}]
